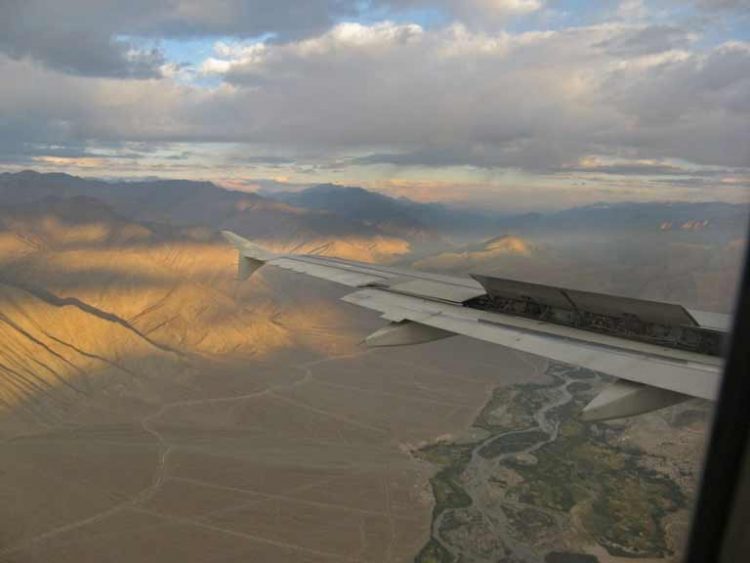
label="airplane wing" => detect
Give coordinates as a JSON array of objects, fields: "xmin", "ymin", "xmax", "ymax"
[{"xmin": 223, "ymin": 231, "xmax": 727, "ymax": 422}]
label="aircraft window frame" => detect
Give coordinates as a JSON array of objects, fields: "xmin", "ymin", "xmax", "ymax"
[{"xmin": 685, "ymin": 222, "xmax": 750, "ymax": 562}]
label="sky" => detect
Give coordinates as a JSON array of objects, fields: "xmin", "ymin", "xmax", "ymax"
[{"xmin": 0, "ymin": 0, "xmax": 749, "ymax": 211}]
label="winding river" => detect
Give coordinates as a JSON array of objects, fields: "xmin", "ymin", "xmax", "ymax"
[{"xmin": 430, "ymin": 364, "xmax": 601, "ymax": 562}]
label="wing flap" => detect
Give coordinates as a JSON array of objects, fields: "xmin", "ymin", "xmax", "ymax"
[
  {"xmin": 343, "ymin": 288, "xmax": 721, "ymax": 400},
  {"xmin": 473, "ymin": 273, "xmax": 698, "ymax": 326}
]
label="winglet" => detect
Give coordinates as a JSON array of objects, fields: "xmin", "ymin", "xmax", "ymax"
[
  {"xmin": 221, "ymin": 230, "xmax": 277, "ymax": 280},
  {"xmin": 221, "ymin": 231, "xmax": 277, "ymax": 261}
]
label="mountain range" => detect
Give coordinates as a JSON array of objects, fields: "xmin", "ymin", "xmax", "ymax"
[{"xmin": 3, "ymin": 170, "xmax": 747, "ymax": 245}]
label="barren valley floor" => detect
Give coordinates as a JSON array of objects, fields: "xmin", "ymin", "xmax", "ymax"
[{"xmin": 0, "ymin": 280, "xmax": 536, "ymax": 561}]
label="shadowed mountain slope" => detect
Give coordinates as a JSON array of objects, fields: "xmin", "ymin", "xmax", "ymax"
[
  {"xmin": 0, "ymin": 172, "xmax": 410, "ymax": 247},
  {"xmin": 265, "ymin": 183, "xmax": 505, "ymax": 239}
]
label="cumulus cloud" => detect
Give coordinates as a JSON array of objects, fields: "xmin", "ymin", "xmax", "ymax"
[
  {"xmin": 0, "ymin": 0, "xmax": 550, "ymax": 78},
  {"xmin": 189, "ymin": 22, "xmax": 749, "ymax": 170}
]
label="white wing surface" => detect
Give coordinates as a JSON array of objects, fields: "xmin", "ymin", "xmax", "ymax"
[{"xmin": 223, "ymin": 231, "xmax": 726, "ymax": 421}]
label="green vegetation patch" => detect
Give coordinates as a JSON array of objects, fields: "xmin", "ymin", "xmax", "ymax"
[
  {"xmin": 429, "ymin": 467, "xmax": 473, "ymax": 516},
  {"xmin": 583, "ymin": 467, "xmax": 683, "ymax": 557},
  {"xmin": 503, "ymin": 503, "xmax": 555, "ymax": 537},
  {"xmin": 475, "ymin": 383, "xmax": 554, "ymax": 433},
  {"xmin": 506, "ymin": 409, "xmax": 685, "ymax": 557},
  {"xmin": 413, "ymin": 363, "xmax": 687, "ymax": 560},
  {"xmin": 479, "ymin": 430, "xmax": 549, "ymax": 458},
  {"xmin": 416, "ymin": 441, "xmax": 474, "ymax": 518}
]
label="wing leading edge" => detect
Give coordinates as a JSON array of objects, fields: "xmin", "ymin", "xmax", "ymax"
[{"xmin": 222, "ymin": 231, "xmax": 725, "ymax": 421}]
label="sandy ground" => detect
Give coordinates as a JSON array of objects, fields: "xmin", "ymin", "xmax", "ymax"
[{"xmin": 0, "ymin": 244, "xmax": 541, "ymax": 562}]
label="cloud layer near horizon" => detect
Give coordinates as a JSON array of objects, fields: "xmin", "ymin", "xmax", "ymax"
[{"xmin": 0, "ymin": 0, "xmax": 748, "ymax": 208}]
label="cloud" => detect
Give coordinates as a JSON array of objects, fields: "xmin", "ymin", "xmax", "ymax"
[
  {"xmin": 379, "ymin": 0, "xmax": 544, "ymax": 27},
  {"xmin": 0, "ymin": 0, "xmax": 358, "ymax": 78},
  {"xmin": 602, "ymin": 41, "xmax": 750, "ymax": 167},
  {"xmin": 559, "ymin": 158, "xmax": 748, "ymax": 190},
  {"xmin": 195, "ymin": 21, "xmax": 747, "ymax": 170},
  {"xmin": 595, "ymin": 25, "xmax": 695, "ymax": 56},
  {"xmin": 0, "ymin": 17, "xmax": 747, "ymax": 182},
  {"xmin": 563, "ymin": 160, "xmax": 689, "ymax": 176},
  {"xmin": 0, "ymin": 0, "xmax": 549, "ymax": 79},
  {"xmin": 693, "ymin": 0, "xmax": 750, "ymax": 12},
  {"xmin": 193, "ymin": 22, "xmax": 616, "ymax": 163},
  {"xmin": 0, "ymin": 1, "xmax": 167, "ymax": 78}
]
